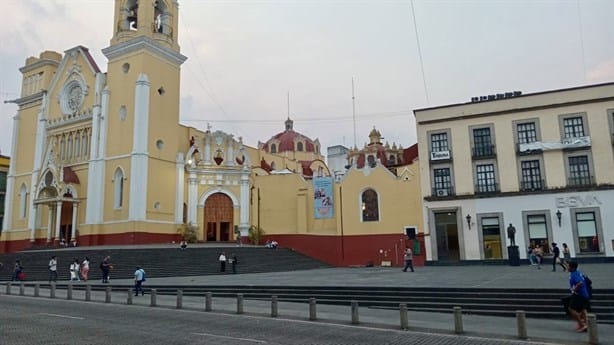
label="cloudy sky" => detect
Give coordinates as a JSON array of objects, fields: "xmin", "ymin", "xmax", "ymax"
[{"xmin": 1, "ymin": 0, "xmax": 613, "ymax": 159}]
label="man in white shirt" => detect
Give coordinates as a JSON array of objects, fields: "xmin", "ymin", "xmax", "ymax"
[
  {"xmin": 219, "ymin": 252, "xmax": 227, "ymax": 272},
  {"xmin": 48, "ymin": 256, "xmax": 57, "ymax": 282},
  {"xmin": 134, "ymin": 266, "xmax": 146, "ymax": 296}
]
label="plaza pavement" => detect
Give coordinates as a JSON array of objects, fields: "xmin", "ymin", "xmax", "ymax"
[{"xmin": 91, "ymin": 262, "xmax": 614, "ymax": 345}]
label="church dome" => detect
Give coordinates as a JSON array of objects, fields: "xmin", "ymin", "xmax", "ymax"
[{"xmin": 263, "ymin": 118, "xmax": 320, "ymax": 154}]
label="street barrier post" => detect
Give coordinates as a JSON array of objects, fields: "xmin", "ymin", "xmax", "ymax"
[
  {"xmin": 150, "ymin": 289, "xmax": 157, "ymax": 307},
  {"xmin": 105, "ymin": 287, "xmax": 112, "ymax": 303},
  {"xmin": 587, "ymin": 314, "xmax": 599, "ymax": 345},
  {"xmin": 205, "ymin": 292, "xmax": 212, "ymax": 311},
  {"xmin": 516, "ymin": 310, "xmax": 527, "ymax": 339},
  {"xmin": 309, "ymin": 297, "xmax": 317, "ymax": 321},
  {"xmin": 85, "ymin": 285, "xmax": 91, "ymax": 301},
  {"xmin": 50, "ymin": 283, "xmax": 56, "ymax": 298},
  {"xmin": 271, "ymin": 296, "xmax": 278, "ymax": 317},
  {"xmin": 19, "ymin": 283, "xmax": 25, "ymax": 296},
  {"xmin": 34, "ymin": 283, "xmax": 40, "ymax": 297},
  {"xmin": 237, "ymin": 293, "xmax": 244, "ymax": 314},
  {"xmin": 67, "ymin": 283, "xmax": 73, "ymax": 300},
  {"xmin": 400, "ymin": 303, "xmax": 408, "ymax": 330},
  {"xmin": 453, "ymin": 306, "xmax": 463, "ymax": 334},
  {"xmin": 177, "ymin": 290, "xmax": 183, "ymax": 309},
  {"xmin": 127, "ymin": 289, "xmax": 133, "ymax": 305},
  {"xmin": 351, "ymin": 301, "xmax": 359, "ymax": 325}
]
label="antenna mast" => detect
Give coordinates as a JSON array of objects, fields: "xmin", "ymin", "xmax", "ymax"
[
  {"xmin": 287, "ymin": 92, "xmax": 290, "ymax": 117},
  {"xmin": 352, "ymin": 77, "xmax": 357, "ymax": 148}
]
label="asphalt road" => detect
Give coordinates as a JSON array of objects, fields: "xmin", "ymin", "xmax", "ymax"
[{"xmin": 1, "ymin": 295, "xmax": 566, "ymax": 345}]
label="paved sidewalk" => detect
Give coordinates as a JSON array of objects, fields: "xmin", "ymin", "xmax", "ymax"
[{"xmin": 14, "ymin": 263, "xmax": 614, "ymax": 345}]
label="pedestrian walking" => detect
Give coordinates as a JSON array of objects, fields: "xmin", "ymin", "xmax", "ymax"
[
  {"xmin": 533, "ymin": 244, "xmax": 544, "ymax": 269},
  {"xmin": 12, "ymin": 260, "xmax": 23, "ymax": 281},
  {"xmin": 134, "ymin": 266, "xmax": 146, "ymax": 296},
  {"xmin": 551, "ymin": 243, "xmax": 566, "ymax": 272},
  {"xmin": 219, "ymin": 252, "xmax": 227, "ymax": 272},
  {"xmin": 566, "ymin": 261, "xmax": 590, "ymax": 332},
  {"xmin": 69, "ymin": 259, "xmax": 80, "ymax": 281},
  {"xmin": 562, "ymin": 243, "xmax": 571, "ymax": 270},
  {"xmin": 229, "ymin": 253, "xmax": 238, "ymax": 274},
  {"xmin": 100, "ymin": 256, "xmax": 112, "ymax": 283},
  {"xmin": 81, "ymin": 257, "xmax": 90, "ymax": 282},
  {"xmin": 402, "ymin": 248, "xmax": 414, "ymax": 272},
  {"xmin": 48, "ymin": 256, "xmax": 58, "ymax": 282}
]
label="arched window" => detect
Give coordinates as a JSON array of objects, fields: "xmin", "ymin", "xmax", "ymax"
[
  {"xmin": 114, "ymin": 168, "xmax": 124, "ymax": 209},
  {"xmin": 367, "ymin": 155, "xmax": 376, "ymax": 168},
  {"xmin": 361, "ymin": 188, "xmax": 379, "ymax": 222},
  {"xmin": 270, "ymin": 144, "xmax": 277, "ymax": 154},
  {"xmin": 297, "ymin": 142, "xmax": 304, "ymax": 152},
  {"xmin": 19, "ymin": 184, "xmax": 28, "ymax": 218}
]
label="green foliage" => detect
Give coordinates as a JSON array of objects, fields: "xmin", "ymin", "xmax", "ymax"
[
  {"xmin": 177, "ymin": 223, "xmax": 198, "ymax": 243},
  {"xmin": 248, "ymin": 225, "xmax": 265, "ymax": 245}
]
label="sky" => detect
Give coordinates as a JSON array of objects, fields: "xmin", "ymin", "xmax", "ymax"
[{"xmin": 1, "ymin": 0, "xmax": 614, "ymax": 160}]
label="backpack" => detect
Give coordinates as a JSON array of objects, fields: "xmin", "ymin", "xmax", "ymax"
[
  {"xmin": 140, "ymin": 269, "xmax": 146, "ymax": 282},
  {"xmin": 583, "ymin": 274, "xmax": 593, "ymax": 299}
]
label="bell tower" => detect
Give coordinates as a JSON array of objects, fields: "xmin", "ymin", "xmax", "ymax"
[{"xmin": 90, "ymin": 0, "xmax": 187, "ymax": 233}]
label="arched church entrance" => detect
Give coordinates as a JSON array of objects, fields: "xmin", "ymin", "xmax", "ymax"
[
  {"xmin": 60, "ymin": 192, "xmax": 75, "ymax": 242},
  {"xmin": 204, "ymin": 193, "xmax": 233, "ymax": 242}
]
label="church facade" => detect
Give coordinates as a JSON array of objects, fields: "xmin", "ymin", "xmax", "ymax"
[{"xmin": 1, "ymin": 0, "xmax": 425, "ymax": 267}]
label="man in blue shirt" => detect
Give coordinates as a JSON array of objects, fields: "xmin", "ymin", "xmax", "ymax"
[{"xmin": 567, "ymin": 261, "xmax": 590, "ymax": 332}]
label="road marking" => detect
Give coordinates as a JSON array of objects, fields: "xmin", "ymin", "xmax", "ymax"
[
  {"xmin": 38, "ymin": 313, "xmax": 85, "ymax": 320},
  {"xmin": 192, "ymin": 332, "xmax": 267, "ymax": 343}
]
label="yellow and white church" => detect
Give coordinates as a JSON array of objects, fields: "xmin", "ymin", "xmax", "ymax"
[{"xmin": 1, "ymin": 0, "xmax": 425, "ymax": 266}]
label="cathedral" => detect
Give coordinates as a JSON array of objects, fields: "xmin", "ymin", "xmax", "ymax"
[{"xmin": 1, "ymin": 0, "xmax": 424, "ymax": 267}]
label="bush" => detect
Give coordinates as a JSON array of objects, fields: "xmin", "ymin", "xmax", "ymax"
[
  {"xmin": 248, "ymin": 225, "xmax": 265, "ymax": 245},
  {"xmin": 177, "ymin": 223, "xmax": 198, "ymax": 243}
]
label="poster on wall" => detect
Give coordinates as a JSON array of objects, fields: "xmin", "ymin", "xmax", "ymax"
[{"xmin": 313, "ymin": 177, "xmax": 334, "ymax": 219}]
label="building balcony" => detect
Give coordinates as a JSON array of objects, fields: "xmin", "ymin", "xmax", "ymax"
[
  {"xmin": 568, "ymin": 176, "xmax": 595, "ymax": 187},
  {"xmin": 429, "ymin": 149, "xmax": 452, "ymax": 162},
  {"xmin": 475, "ymin": 183, "xmax": 499, "ymax": 194},
  {"xmin": 472, "ymin": 145, "xmax": 496, "ymax": 160},
  {"xmin": 431, "ymin": 186, "xmax": 455, "ymax": 198},
  {"xmin": 520, "ymin": 179, "xmax": 545, "ymax": 192}
]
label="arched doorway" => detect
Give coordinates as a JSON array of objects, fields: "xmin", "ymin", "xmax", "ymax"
[{"xmin": 204, "ymin": 193, "xmax": 233, "ymax": 242}]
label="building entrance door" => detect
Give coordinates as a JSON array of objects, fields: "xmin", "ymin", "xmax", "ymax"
[
  {"xmin": 204, "ymin": 193, "xmax": 234, "ymax": 242},
  {"xmin": 435, "ymin": 212, "xmax": 460, "ymax": 261}
]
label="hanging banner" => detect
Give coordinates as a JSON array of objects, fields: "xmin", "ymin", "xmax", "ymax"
[{"xmin": 313, "ymin": 177, "xmax": 334, "ymax": 219}]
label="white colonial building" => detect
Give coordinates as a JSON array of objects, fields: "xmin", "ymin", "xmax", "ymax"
[{"xmin": 414, "ymin": 82, "xmax": 614, "ymax": 262}]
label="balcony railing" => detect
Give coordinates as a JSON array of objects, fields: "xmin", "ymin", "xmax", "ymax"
[
  {"xmin": 516, "ymin": 142, "xmax": 542, "ymax": 155},
  {"xmin": 475, "ymin": 183, "xmax": 499, "ymax": 194},
  {"xmin": 568, "ymin": 176, "xmax": 595, "ymax": 187},
  {"xmin": 431, "ymin": 186, "xmax": 455, "ymax": 198},
  {"xmin": 520, "ymin": 179, "xmax": 545, "ymax": 191},
  {"xmin": 472, "ymin": 145, "xmax": 496, "ymax": 159}
]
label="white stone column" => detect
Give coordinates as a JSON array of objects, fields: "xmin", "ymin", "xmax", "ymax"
[
  {"xmin": 71, "ymin": 203, "xmax": 78, "ymax": 243},
  {"xmin": 54, "ymin": 202, "xmax": 62, "ymax": 241},
  {"xmin": 29, "ymin": 204, "xmax": 38, "ymax": 242},
  {"xmin": 187, "ymin": 175, "xmax": 198, "ymax": 226},
  {"xmin": 3, "ymin": 114, "xmax": 20, "ymax": 231},
  {"xmin": 175, "ymin": 153, "xmax": 185, "ymax": 224},
  {"xmin": 239, "ymin": 172, "xmax": 250, "ymax": 235},
  {"xmin": 29, "ymin": 94, "xmax": 48, "ymax": 233},
  {"xmin": 46, "ymin": 205, "xmax": 53, "ymax": 243},
  {"xmin": 129, "ymin": 74, "xmax": 150, "ymax": 221}
]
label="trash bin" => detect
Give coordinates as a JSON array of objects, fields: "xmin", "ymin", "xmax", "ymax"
[{"xmin": 508, "ymin": 246, "xmax": 520, "ymax": 266}]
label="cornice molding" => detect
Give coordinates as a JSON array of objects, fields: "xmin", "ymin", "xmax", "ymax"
[
  {"xmin": 102, "ymin": 36, "xmax": 187, "ymax": 65},
  {"xmin": 19, "ymin": 59, "xmax": 60, "ymax": 74}
]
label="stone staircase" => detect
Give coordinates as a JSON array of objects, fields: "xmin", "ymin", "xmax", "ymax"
[{"xmin": 0, "ymin": 246, "xmax": 330, "ymax": 282}]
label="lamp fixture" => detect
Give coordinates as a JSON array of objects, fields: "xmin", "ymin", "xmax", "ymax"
[
  {"xmin": 466, "ymin": 214, "xmax": 472, "ymax": 229},
  {"xmin": 556, "ymin": 209, "xmax": 562, "ymax": 227}
]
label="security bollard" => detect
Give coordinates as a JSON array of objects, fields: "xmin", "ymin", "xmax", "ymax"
[
  {"xmin": 85, "ymin": 285, "xmax": 91, "ymax": 301},
  {"xmin": 34, "ymin": 284, "xmax": 40, "ymax": 297},
  {"xmin": 177, "ymin": 290, "xmax": 183, "ymax": 309},
  {"xmin": 309, "ymin": 297, "xmax": 317, "ymax": 321},
  {"xmin": 205, "ymin": 292, "xmax": 212, "ymax": 311},
  {"xmin": 50, "ymin": 283, "xmax": 56, "ymax": 298},
  {"xmin": 453, "ymin": 306, "xmax": 463, "ymax": 334},
  {"xmin": 127, "ymin": 289, "xmax": 133, "ymax": 305},
  {"xmin": 6, "ymin": 282, "xmax": 11, "ymax": 295},
  {"xmin": 150, "ymin": 289, "xmax": 157, "ymax": 307},
  {"xmin": 400, "ymin": 303, "xmax": 408, "ymax": 330},
  {"xmin": 271, "ymin": 296, "xmax": 278, "ymax": 317},
  {"xmin": 19, "ymin": 283, "xmax": 25, "ymax": 296},
  {"xmin": 237, "ymin": 293, "xmax": 244, "ymax": 314},
  {"xmin": 587, "ymin": 314, "xmax": 599, "ymax": 345},
  {"xmin": 67, "ymin": 283, "xmax": 73, "ymax": 300},
  {"xmin": 516, "ymin": 310, "xmax": 527, "ymax": 339},
  {"xmin": 351, "ymin": 301, "xmax": 359, "ymax": 325},
  {"xmin": 105, "ymin": 287, "xmax": 112, "ymax": 303}
]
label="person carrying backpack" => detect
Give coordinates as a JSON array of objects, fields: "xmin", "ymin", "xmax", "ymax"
[
  {"xmin": 134, "ymin": 266, "xmax": 146, "ymax": 296},
  {"xmin": 566, "ymin": 261, "xmax": 591, "ymax": 333}
]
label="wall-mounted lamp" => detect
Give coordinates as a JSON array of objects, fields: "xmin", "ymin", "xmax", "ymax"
[
  {"xmin": 556, "ymin": 209, "xmax": 562, "ymax": 227},
  {"xmin": 187, "ymin": 159, "xmax": 193, "ymax": 165},
  {"xmin": 466, "ymin": 214, "xmax": 472, "ymax": 229}
]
